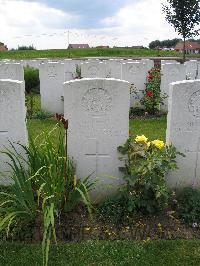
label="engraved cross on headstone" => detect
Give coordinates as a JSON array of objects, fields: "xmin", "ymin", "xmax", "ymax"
[{"xmin": 85, "ymin": 138, "xmax": 110, "ymax": 176}]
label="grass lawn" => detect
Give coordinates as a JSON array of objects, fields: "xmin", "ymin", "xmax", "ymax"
[
  {"xmin": 0, "ymin": 240, "xmax": 200, "ymax": 266},
  {"xmin": 0, "ymin": 47, "xmax": 193, "ymax": 60}
]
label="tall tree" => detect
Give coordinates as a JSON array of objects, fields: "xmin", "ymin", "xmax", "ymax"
[{"xmin": 162, "ymin": 0, "xmax": 200, "ymax": 61}]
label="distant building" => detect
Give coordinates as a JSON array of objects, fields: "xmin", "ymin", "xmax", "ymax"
[
  {"xmin": 96, "ymin": 45, "xmax": 109, "ymax": 48},
  {"xmin": 0, "ymin": 42, "xmax": 8, "ymax": 51},
  {"xmin": 131, "ymin": 46, "xmax": 144, "ymax": 49},
  {"xmin": 113, "ymin": 46, "xmax": 144, "ymax": 49},
  {"xmin": 175, "ymin": 41, "xmax": 200, "ymax": 54},
  {"xmin": 68, "ymin": 44, "xmax": 90, "ymax": 49}
]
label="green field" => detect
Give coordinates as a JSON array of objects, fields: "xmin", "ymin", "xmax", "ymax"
[
  {"xmin": 0, "ymin": 47, "xmax": 191, "ymax": 60},
  {"xmin": 0, "ymin": 240, "xmax": 200, "ymax": 266}
]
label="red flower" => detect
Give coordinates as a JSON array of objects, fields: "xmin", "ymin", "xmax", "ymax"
[
  {"xmin": 146, "ymin": 91, "xmax": 153, "ymax": 97},
  {"xmin": 148, "ymin": 75, "xmax": 153, "ymax": 82}
]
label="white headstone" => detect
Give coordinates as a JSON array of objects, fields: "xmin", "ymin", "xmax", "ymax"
[
  {"xmin": 64, "ymin": 59, "xmax": 82, "ymax": 81},
  {"xmin": 184, "ymin": 60, "xmax": 198, "ymax": 80},
  {"xmin": 81, "ymin": 62, "xmax": 107, "ymax": 78},
  {"xmin": 197, "ymin": 62, "xmax": 200, "ymax": 79},
  {"xmin": 63, "ymin": 78, "xmax": 130, "ymax": 201},
  {"xmin": 0, "ymin": 63, "xmax": 24, "ymax": 81},
  {"xmin": 161, "ymin": 63, "xmax": 186, "ymax": 111},
  {"xmin": 26, "ymin": 60, "xmax": 40, "ymax": 69},
  {"xmin": 161, "ymin": 60, "xmax": 179, "ymax": 65},
  {"xmin": 121, "ymin": 62, "xmax": 147, "ymax": 107},
  {"xmin": 39, "ymin": 62, "xmax": 65, "ymax": 114},
  {"xmin": 141, "ymin": 59, "xmax": 154, "ymax": 72},
  {"xmin": 0, "ymin": 79, "xmax": 28, "ymax": 184},
  {"xmin": 105, "ymin": 59, "xmax": 122, "ymax": 79},
  {"xmin": 166, "ymin": 80, "xmax": 200, "ymax": 187}
]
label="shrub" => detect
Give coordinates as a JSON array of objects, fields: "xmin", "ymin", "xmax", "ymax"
[
  {"xmin": 177, "ymin": 187, "xmax": 200, "ymax": 225},
  {"xmin": 118, "ymin": 135, "xmax": 182, "ymax": 214},
  {"xmin": 140, "ymin": 68, "xmax": 165, "ymax": 115},
  {"xmin": 24, "ymin": 66, "xmax": 40, "ymax": 94}
]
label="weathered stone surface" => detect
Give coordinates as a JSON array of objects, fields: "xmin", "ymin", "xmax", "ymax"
[
  {"xmin": 0, "ymin": 63, "xmax": 24, "ymax": 81},
  {"xmin": 63, "ymin": 78, "xmax": 130, "ymax": 201},
  {"xmin": 0, "ymin": 79, "xmax": 27, "ymax": 184},
  {"xmin": 161, "ymin": 63, "xmax": 186, "ymax": 112},
  {"xmin": 39, "ymin": 62, "xmax": 65, "ymax": 114},
  {"xmin": 121, "ymin": 62, "xmax": 146, "ymax": 107},
  {"xmin": 105, "ymin": 59, "xmax": 122, "ymax": 79},
  {"xmin": 166, "ymin": 80, "xmax": 200, "ymax": 187},
  {"xmin": 184, "ymin": 60, "xmax": 198, "ymax": 80}
]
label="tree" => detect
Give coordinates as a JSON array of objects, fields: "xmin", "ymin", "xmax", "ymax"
[
  {"xmin": 162, "ymin": 0, "xmax": 200, "ymax": 60},
  {"xmin": 149, "ymin": 38, "xmax": 181, "ymax": 49}
]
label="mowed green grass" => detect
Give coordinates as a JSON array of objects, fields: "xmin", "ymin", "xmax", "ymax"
[
  {"xmin": 0, "ymin": 240, "xmax": 200, "ymax": 266},
  {"xmin": 0, "ymin": 47, "xmax": 185, "ymax": 60}
]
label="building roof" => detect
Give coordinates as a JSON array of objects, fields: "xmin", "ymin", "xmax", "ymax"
[
  {"xmin": 175, "ymin": 41, "xmax": 200, "ymax": 50},
  {"xmin": 96, "ymin": 45, "xmax": 109, "ymax": 48},
  {"xmin": 68, "ymin": 44, "xmax": 89, "ymax": 49}
]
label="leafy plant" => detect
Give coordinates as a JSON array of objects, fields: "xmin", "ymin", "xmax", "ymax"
[
  {"xmin": 118, "ymin": 135, "xmax": 182, "ymax": 214},
  {"xmin": 176, "ymin": 187, "xmax": 200, "ymax": 225},
  {"xmin": 0, "ymin": 122, "xmax": 94, "ymax": 266},
  {"xmin": 140, "ymin": 68, "xmax": 165, "ymax": 115},
  {"xmin": 73, "ymin": 64, "xmax": 82, "ymax": 79},
  {"xmin": 24, "ymin": 66, "xmax": 40, "ymax": 94},
  {"xmin": 25, "ymin": 93, "xmax": 41, "ymax": 119}
]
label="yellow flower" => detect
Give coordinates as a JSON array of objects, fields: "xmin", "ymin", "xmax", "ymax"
[
  {"xmin": 147, "ymin": 142, "xmax": 151, "ymax": 148},
  {"xmin": 151, "ymin": 139, "xmax": 165, "ymax": 149},
  {"xmin": 135, "ymin": 135, "xmax": 148, "ymax": 143}
]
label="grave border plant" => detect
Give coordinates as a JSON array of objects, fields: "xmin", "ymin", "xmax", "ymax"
[
  {"xmin": 117, "ymin": 134, "xmax": 183, "ymax": 215},
  {"xmin": 140, "ymin": 67, "xmax": 165, "ymax": 115},
  {"xmin": 0, "ymin": 118, "xmax": 95, "ymax": 266}
]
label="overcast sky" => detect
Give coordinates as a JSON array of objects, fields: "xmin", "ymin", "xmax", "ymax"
[{"xmin": 0, "ymin": 0, "xmax": 181, "ymax": 50}]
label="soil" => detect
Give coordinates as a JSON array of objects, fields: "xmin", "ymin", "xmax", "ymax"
[{"xmin": 4, "ymin": 206, "xmax": 200, "ymax": 243}]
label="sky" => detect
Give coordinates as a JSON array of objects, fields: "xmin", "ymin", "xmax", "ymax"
[{"xmin": 0, "ymin": 0, "xmax": 181, "ymax": 50}]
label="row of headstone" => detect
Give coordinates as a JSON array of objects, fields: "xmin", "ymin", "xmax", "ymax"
[
  {"xmin": 1, "ymin": 59, "xmax": 199, "ymax": 114},
  {"xmin": 40, "ymin": 59, "xmax": 154, "ymax": 112},
  {"xmin": 1, "ymin": 75, "xmax": 200, "ymax": 199}
]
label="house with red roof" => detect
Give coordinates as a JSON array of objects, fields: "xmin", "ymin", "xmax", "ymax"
[{"xmin": 175, "ymin": 41, "xmax": 200, "ymax": 54}]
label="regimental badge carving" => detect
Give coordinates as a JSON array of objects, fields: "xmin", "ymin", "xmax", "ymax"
[
  {"xmin": 88, "ymin": 66, "xmax": 98, "ymax": 76},
  {"xmin": 48, "ymin": 65, "xmax": 57, "ymax": 78},
  {"xmin": 188, "ymin": 90, "xmax": 200, "ymax": 117},
  {"xmin": 3, "ymin": 66, "xmax": 14, "ymax": 79},
  {"xmin": 81, "ymin": 88, "xmax": 112, "ymax": 114},
  {"xmin": 129, "ymin": 65, "xmax": 139, "ymax": 74}
]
